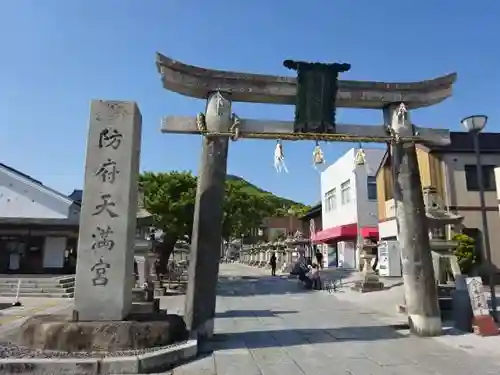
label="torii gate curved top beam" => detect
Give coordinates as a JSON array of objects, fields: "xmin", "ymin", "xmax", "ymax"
[{"xmin": 156, "ymin": 53, "xmax": 457, "ymax": 109}]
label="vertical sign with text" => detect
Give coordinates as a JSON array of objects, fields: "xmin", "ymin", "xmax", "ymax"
[
  {"xmin": 466, "ymin": 276, "xmax": 490, "ymax": 318},
  {"xmin": 74, "ymin": 100, "xmax": 142, "ymax": 321}
]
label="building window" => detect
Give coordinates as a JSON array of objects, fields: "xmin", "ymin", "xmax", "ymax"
[
  {"xmin": 464, "ymin": 165, "xmax": 496, "ymax": 191},
  {"xmin": 341, "ymin": 180, "xmax": 351, "ymax": 205},
  {"xmin": 367, "ymin": 176, "xmax": 377, "ymax": 200},
  {"xmin": 324, "ymin": 188, "xmax": 336, "ymax": 212}
]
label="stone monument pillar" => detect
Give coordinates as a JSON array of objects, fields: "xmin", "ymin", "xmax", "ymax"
[
  {"xmin": 74, "ymin": 100, "xmax": 142, "ymax": 321},
  {"xmin": 134, "ymin": 254, "xmax": 150, "ymax": 287}
]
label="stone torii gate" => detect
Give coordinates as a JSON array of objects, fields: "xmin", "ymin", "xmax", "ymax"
[{"xmin": 155, "ymin": 53, "xmax": 457, "ymax": 338}]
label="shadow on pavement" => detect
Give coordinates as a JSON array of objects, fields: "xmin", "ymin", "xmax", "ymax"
[
  {"xmin": 321, "ymin": 268, "xmax": 355, "ymax": 279},
  {"xmin": 210, "ymin": 325, "xmax": 406, "ymax": 349},
  {"xmin": 0, "ymin": 303, "xmax": 12, "ymax": 312},
  {"xmin": 215, "ymin": 309, "xmax": 298, "ymax": 318},
  {"xmin": 383, "ymin": 281, "xmax": 404, "ymax": 290},
  {"xmin": 216, "ymin": 275, "xmax": 313, "ymax": 297}
]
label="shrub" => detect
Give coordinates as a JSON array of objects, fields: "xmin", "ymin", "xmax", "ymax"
[{"xmin": 452, "ymin": 233, "xmax": 477, "ymax": 274}]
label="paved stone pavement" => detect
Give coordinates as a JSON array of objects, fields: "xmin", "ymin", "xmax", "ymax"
[
  {"xmin": 0, "ymin": 297, "xmax": 73, "ymax": 340},
  {"xmin": 318, "ymin": 267, "xmax": 500, "ymax": 359},
  {"xmin": 169, "ymin": 263, "xmax": 500, "ymax": 375}
]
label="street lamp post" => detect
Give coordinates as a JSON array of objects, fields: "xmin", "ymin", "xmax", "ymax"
[{"xmin": 461, "ymin": 114, "xmax": 497, "ymax": 319}]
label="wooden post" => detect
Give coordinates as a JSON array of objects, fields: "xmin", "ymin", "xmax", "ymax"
[
  {"xmin": 385, "ymin": 103, "xmax": 442, "ymax": 336},
  {"xmin": 183, "ymin": 92, "xmax": 230, "ymax": 339}
]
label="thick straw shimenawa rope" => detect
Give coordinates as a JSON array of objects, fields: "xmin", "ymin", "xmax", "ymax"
[{"xmin": 195, "ymin": 112, "xmax": 418, "ymax": 144}]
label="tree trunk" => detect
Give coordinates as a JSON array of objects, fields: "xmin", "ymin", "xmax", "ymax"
[{"xmin": 158, "ymin": 234, "xmax": 177, "ymax": 272}]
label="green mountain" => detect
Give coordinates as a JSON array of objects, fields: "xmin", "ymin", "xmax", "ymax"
[{"xmin": 227, "ymin": 174, "xmax": 310, "ymax": 216}]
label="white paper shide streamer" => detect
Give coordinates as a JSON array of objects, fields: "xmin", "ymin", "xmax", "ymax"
[
  {"xmin": 354, "ymin": 146, "xmax": 367, "ymax": 167},
  {"xmin": 397, "ymin": 102, "xmax": 407, "ymax": 123},
  {"xmin": 274, "ymin": 140, "xmax": 288, "ymax": 173},
  {"xmin": 312, "ymin": 141, "xmax": 325, "ymax": 169}
]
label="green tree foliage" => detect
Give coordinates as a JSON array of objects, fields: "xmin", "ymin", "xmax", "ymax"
[
  {"xmin": 222, "ymin": 178, "xmax": 273, "ymax": 240},
  {"xmin": 226, "ymin": 175, "xmax": 310, "ymax": 217},
  {"xmin": 139, "ymin": 171, "xmax": 197, "ymax": 266},
  {"xmin": 452, "ymin": 232, "xmax": 477, "ymax": 274},
  {"xmin": 140, "ymin": 172, "xmax": 307, "ymax": 265}
]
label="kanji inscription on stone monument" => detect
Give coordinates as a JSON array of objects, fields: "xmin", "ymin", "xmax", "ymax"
[
  {"xmin": 466, "ymin": 277, "xmax": 490, "ymax": 317},
  {"xmin": 73, "ymin": 100, "xmax": 142, "ymax": 321},
  {"xmin": 95, "ymin": 158, "xmax": 120, "ymax": 183}
]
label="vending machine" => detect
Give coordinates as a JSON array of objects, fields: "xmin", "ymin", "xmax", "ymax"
[{"xmin": 377, "ymin": 240, "xmax": 402, "ymax": 277}]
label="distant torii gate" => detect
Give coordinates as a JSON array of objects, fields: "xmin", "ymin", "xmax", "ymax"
[{"xmin": 155, "ymin": 53, "xmax": 457, "ymax": 338}]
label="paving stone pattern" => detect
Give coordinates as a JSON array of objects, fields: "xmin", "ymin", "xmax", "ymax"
[
  {"xmin": 0, "ymin": 297, "xmax": 73, "ymax": 340},
  {"xmin": 171, "ymin": 264, "xmax": 500, "ymax": 375}
]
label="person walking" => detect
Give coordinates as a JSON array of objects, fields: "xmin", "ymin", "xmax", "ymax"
[
  {"xmin": 269, "ymin": 252, "xmax": 277, "ymax": 276},
  {"xmin": 315, "ymin": 250, "xmax": 324, "ymax": 269},
  {"xmin": 154, "ymin": 259, "xmax": 161, "ymax": 281}
]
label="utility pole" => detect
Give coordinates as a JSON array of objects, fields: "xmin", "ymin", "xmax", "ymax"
[{"xmin": 385, "ymin": 103, "xmax": 441, "ymax": 336}]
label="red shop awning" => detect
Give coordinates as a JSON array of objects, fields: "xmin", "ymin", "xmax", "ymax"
[{"xmin": 311, "ymin": 223, "xmax": 378, "ymax": 243}]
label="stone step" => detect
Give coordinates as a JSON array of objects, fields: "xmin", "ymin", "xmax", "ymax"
[
  {"xmin": 398, "ymin": 296, "xmax": 454, "ymax": 319},
  {"xmin": 130, "ymin": 299, "xmax": 160, "ymax": 314},
  {"xmin": 439, "ymin": 296, "xmax": 453, "ymax": 311},
  {"xmin": 0, "ymin": 281, "xmax": 75, "ymax": 290},
  {"xmin": 0, "ymin": 286, "xmax": 75, "ymax": 294},
  {"xmin": 0, "ymin": 291, "xmax": 74, "ymax": 298},
  {"xmin": 437, "ymin": 284, "xmax": 455, "ymax": 297},
  {"xmin": 0, "ymin": 276, "xmax": 75, "ymax": 285}
]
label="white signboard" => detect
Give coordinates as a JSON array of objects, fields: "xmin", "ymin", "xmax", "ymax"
[{"xmin": 466, "ymin": 277, "xmax": 489, "ymax": 317}]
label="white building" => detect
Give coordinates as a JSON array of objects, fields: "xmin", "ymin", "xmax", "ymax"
[
  {"xmin": 0, "ymin": 163, "xmax": 81, "ymax": 274},
  {"xmin": 0, "ymin": 163, "xmax": 154, "ymax": 275},
  {"xmin": 313, "ymin": 148, "xmax": 385, "ymax": 268}
]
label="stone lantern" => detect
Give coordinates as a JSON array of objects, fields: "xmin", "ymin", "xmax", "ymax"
[
  {"xmin": 276, "ymin": 240, "xmax": 286, "ymax": 268},
  {"xmin": 423, "ymin": 186, "xmax": 464, "ymax": 285},
  {"xmin": 286, "ymin": 231, "xmax": 308, "ymax": 260},
  {"xmin": 352, "ymin": 238, "xmax": 384, "ymax": 292},
  {"xmin": 251, "ymin": 244, "xmax": 259, "ymax": 265}
]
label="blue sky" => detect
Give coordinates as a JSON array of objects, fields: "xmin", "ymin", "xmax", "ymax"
[{"xmin": 1, "ymin": 1, "xmax": 498, "ymax": 205}]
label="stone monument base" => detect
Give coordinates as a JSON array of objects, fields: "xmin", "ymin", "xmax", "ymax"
[
  {"xmin": 0, "ymin": 340, "xmax": 198, "ymax": 375},
  {"xmin": 472, "ymin": 315, "xmax": 499, "ymax": 336},
  {"xmin": 18, "ymin": 313, "xmax": 188, "ymax": 352}
]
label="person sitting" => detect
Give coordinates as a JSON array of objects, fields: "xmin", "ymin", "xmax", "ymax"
[
  {"xmin": 307, "ymin": 264, "xmax": 322, "ymax": 290},
  {"xmin": 297, "ymin": 263, "xmax": 313, "ymax": 289},
  {"xmin": 290, "ymin": 259, "xmax": 304, "ymax": 275}
]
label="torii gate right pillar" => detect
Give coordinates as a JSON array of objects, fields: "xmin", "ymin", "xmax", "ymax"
[{"xmin": 385, "ymin": 104, "xmax": 441, "ymax": 336}]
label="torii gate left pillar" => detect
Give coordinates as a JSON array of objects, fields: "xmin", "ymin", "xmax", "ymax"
[{"xmin": 183, "ymin": 92, "xmax": 231, "ymax": 339}]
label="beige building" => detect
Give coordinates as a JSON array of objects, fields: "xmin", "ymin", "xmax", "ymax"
[{"xmin": 376, "ymin": 132, "xmax": 500, "ymax": 270}]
